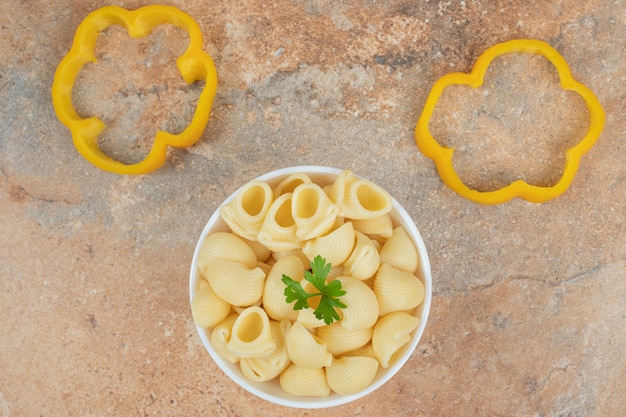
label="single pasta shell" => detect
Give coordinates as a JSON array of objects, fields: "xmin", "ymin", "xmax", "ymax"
[
  {"xmin": 220, "ymin": 180, "xmax": 273, "ymax": 241},
  {"xmin": 343, "ymin": 231, "xmax": 380, "ymax": 280},
  {"xmin": 336, "ymin": 276, "xmax": 379, "ymax": 331},
  {"xmin": 327, "ymin": 169, "xmax": 353, "ymax": 207},
  {"xmin": 350, "ymin": 214, "xmax": 394, "ymax": 239},
  {"xmin": 191, "ymin": 280, "xmax": 232, "ymax": 328},
  {"xmin": 279, "ymin": 364, "xmax": 330, "ymax": 397},
  {"xmin": 325, "ymin": 356, "xmax": 379, "ymax": 395},
  {"xmin": 227, "ymin": 306, "xmax": 276, "ymax": 358},
  {"xmin": 197, "ymin": 232, "xmax": 258, "ymax": 272},
  {"xmin": 340, "ymin": 177, "xmax": 393, "ymax": 220},
  {"xmin": 273, "ymin": 173, "xmax": 312, "ymax": 198},
  {"xmin": 373, "ymin": 263, "xmax": 425, "ymax": 316},
  {"xmin": 211, "ymin": 314, "xmax": 240, "ymax": 364},
  {"xmin": 240, "ymin": 320, "xmax": 292, "ymax": 382},
  {"xmin": 291, "ymin": 183, "xmax": 338, "ymax": 240},
  {"xmin": 286, "ymin": 322, "xmax": 333, "ymax": 368},
  {"xmin": 258, "ymin": 193, "xmax": 303, "ymax": 252},
  {"xmin": 263, "ymin": 255, "xmax": 305, "ymax": 321},
  {"xmin": 204, "ymin": 259, "xmax": 266, "ymax": 307},
  {"xmin": 302, "ymin": 222, "xmax": 356, "ymax": 266},
  {"xmin": 317, "ymin": 322, "xmax": 372, "ymax": 355},
  {"xmin": 372, "ymin": 311, "xmax": 419, "ymax": 368},
  {"xmin": 379, "ymin": 226, "xmax": 420, "ymax": 273}
]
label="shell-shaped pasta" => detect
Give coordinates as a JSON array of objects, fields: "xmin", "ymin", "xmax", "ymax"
[
  {"xmin": 335, "ymin": 276, "xmax": 379, "ymax": 331},
  {"xmin": 244, "ymin": 238, "xmax": 273, "ymax": 262},
  {"xmin": 279, "ymin": 364, "xmax": 330, "ymax": 397},
  {"xmin": 204, "ymin": 260, "xmax": 266, "ymax": 307},
  {"xmin": 327, "ymin": 169, "xmax": 353, "ymax": 208},
  {"xmin": 330, "ymin": 170, "xmax": 393, "ymax": 220},
  {"xmin": 296, "ymin": 307, "xmax": 327, "ymax": 329},
  {"xmin": 286, "ymin": 322, "xmax": 333, "ymax": 368},
  {"xmin": 292, "ymin": 183, "xmax": 338, "ymax": 240},
  {"xmin": 273, "ymin": 173, "xmax": 312, "ymax": 198},
  {"xmin": 325, "ymin": 356, "xmax": 379, "ymax": 395},
  {"xmin": 211, "ymin": 314, "xmax": 239, "ymax": 363},
  {"xmin": 372, "ymin": 311, "xmax": 420, "ymax": 368},
  {"xmin": 240, "ymin": 320, "xmax": 291, "ymax": 382},
  {"xmin": 220, "ymin": 180, "xmax": 273, "ymax": 241},
  {"xmin": 302, "ymin": 222, "xmax": 356, "ymax": 266},
  {"xmin": 258, "ymin": 193, "xmax": 303, "ymax": 252},
  {"xmin": 263, "ymin": 255, "xmax": 305, "ymax": 321},
  {"xmin": 226, "ymin": 306, "xmax": 276, "ymax": 358},
  {"xmin": 197, "ymin": 232, "xmax": 257, "ymax": 273},
  {"xmin": 341, "ymin": 178, "xmax": 393, "ymax": 220},
  {"xmin": 379, "ymin": 227, "xmax": 419, "ymax": 273},
  {"xmin": 350, "ymin": 214, "xmax": 394, "ymax": 239},
  {"xmin": 317, "ymin": 322, "xmax": 372, "ymax": 355},
  {"xmin": 373, "ymin": 263, "xmax": 425, "ymax": 316},
  {"xmin": 343, "ymin": 231, "xmax": 380, "ymax": 280},
  {"xmin": 191, "ymin": 280, "xmax": 231, "ymax": 328}
]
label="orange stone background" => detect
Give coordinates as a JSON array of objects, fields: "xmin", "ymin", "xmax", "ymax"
[{"xmin": 1, "ymin": 1, "xmax": 624, "ymax": 416}]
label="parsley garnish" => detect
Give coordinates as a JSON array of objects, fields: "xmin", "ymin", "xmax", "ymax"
[{"xmin": 281, "ymin": 255, "xmax": 347, "ymax": 325}]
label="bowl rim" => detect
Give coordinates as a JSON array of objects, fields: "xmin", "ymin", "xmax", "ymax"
[{"xmin": 189, "ymin": 165, "xmax": 432, "ymax": 408}]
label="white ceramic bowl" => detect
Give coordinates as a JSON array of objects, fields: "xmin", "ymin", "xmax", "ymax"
[{"xmin": 189, "ymin": 166, "xmax": 432, "ymax": 408}]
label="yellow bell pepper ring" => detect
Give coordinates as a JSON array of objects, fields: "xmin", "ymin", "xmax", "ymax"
[
  {"xmin": 415, "ymin": 39, "xmax": 605, "ymax": 204},
  {"xmin": 51, "ymin": 5, "xmax": 218, "ymax": 175}
]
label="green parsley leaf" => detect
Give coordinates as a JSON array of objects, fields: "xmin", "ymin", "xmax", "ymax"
[
  {"xmin": 281, "ymin": 255, "xmax": 347, "ymax": 325},
  {"xmin": 281, "ymin": 275, "xmax": 313, "ymax": 311}
]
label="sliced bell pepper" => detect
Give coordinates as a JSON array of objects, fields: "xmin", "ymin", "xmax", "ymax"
[
  {"xmin": 51, "ymin": 5, "xmax": 218, "ymax": 175},
  {"xmin": 415, "ymin": 39, "xmax": 605, "ymax": 204}
]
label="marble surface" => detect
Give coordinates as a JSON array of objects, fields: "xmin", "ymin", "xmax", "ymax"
[{"xmin": 1, "ymin": 1, "xmax": 625, "ymax": 415}]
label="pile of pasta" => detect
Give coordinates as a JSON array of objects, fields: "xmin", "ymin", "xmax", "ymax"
[{"xmin": 191, "ymin": 170, "xmax": 425, "ymax": 397}]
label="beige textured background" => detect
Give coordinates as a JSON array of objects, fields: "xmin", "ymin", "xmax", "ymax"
[{"xmin": 1, "ymin": 1, "xmax": 624, "ymax": 416}]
